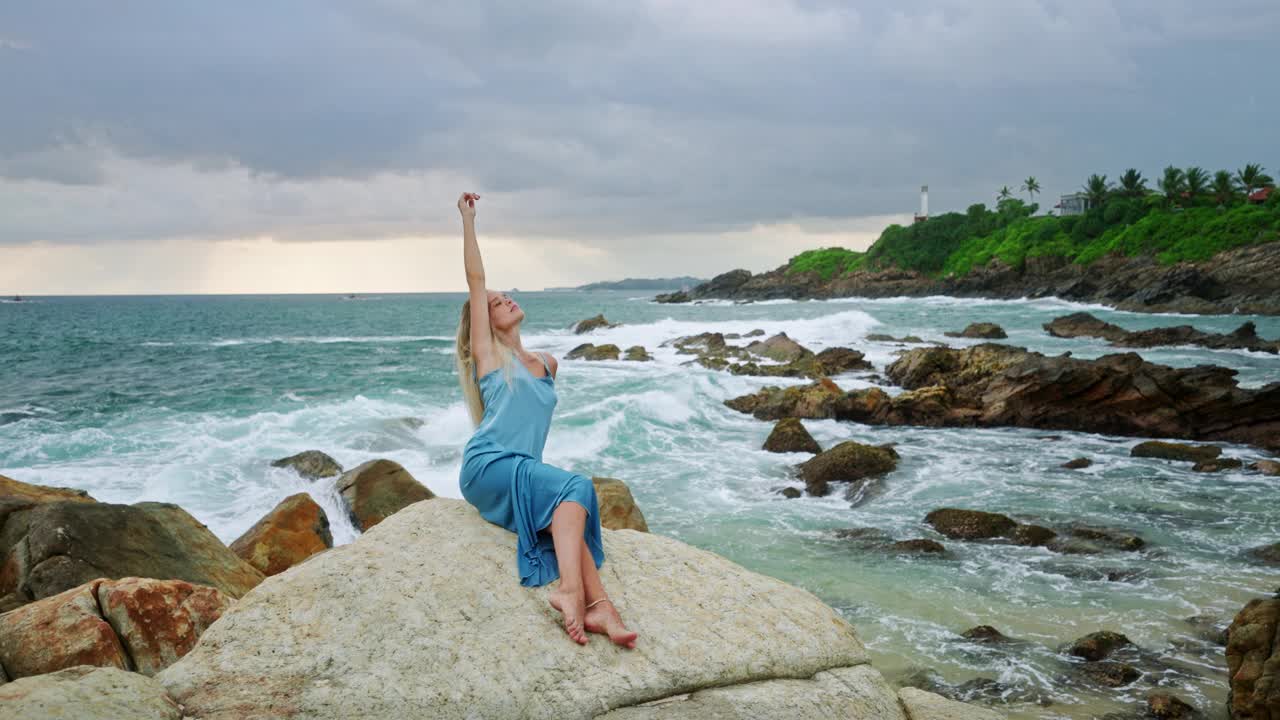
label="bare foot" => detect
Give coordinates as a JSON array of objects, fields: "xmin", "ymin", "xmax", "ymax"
[
  {"xmin": 548, "ymin": 585, "xmax": 588, "ymax": 645},
  {"xmin": 584, "ymin": 599, "xmax": 638, "ymax": 649}
]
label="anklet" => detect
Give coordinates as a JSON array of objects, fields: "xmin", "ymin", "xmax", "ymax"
[{"xmin": 586, "ymin": 598, "xmax": 611, "ymax": 610}]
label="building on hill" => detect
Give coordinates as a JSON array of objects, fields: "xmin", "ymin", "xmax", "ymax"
[
  {"xmin": 1057, "ymin": 192, "xmax": 1090, "ymax": 216},
  {"xmin": 1248, "ymin": 186, "xmax": 1274, "ymax": 204},
  {"xmin": 913, "ymin": 185, "xmax": 929, "ymax": 224}
]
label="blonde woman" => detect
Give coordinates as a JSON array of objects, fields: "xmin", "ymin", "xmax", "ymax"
[{"xmin": 454, "ymin": 192, "xmax": 637, "ymax": 648}]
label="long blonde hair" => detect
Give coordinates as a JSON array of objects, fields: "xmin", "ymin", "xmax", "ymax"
[{"xmin": 455, "ymin": 298, "xmax": 516, "ymax": 426}]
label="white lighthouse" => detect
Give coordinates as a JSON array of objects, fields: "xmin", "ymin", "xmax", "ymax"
[{"xmin": 914, "ymin": 185, "xmax": 929, "ymax": 224}]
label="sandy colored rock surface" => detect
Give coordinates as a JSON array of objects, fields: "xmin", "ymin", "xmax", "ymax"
[
  {"xmin": 898, "ymin": 687, "xmax": 1005, "ymax": 720},
  {"xmin": 0, "ymin": 665, "xmax": 181, "ymax": 719},
  {"xmin": 592, "ymin": 477, "xmax": 649, "ymax": 532}
]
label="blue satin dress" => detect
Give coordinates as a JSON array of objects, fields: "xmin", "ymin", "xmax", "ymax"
[{"xmin": 460, "ymin": 353, "xmax": 605, "ymax": 587}]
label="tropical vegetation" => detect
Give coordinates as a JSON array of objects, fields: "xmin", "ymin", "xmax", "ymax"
[{"xmin": 786, "ymin": 164, "xmax": 1279, "ymax": 279}]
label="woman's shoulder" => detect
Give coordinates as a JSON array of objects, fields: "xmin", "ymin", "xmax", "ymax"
[{"xmin": 539, "ymin": 351, "xmax": 558, "ymax": 379}]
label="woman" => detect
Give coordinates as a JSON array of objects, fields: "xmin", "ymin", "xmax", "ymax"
[{"xmin": 454, "ymin": 192, "xmax": 637, "ymax": 649}]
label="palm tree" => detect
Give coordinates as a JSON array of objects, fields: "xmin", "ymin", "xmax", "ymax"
[
  {"xmin": 1082, "ymin": 174, "xmax": 1111, "ymax": 208},
  {"xmin": 1158, "ymin": 166, "xmax": 1187, "ymax": 206},
  {"xmin": 1235, "ymin": 163, "xmax": 1276, "ymax": 200},
  {"xmin": 1212, "ymin": 170, "xmax": 1238, "ymax": 205},
  {"xmin": 1021, "ymin": 176, "xmax": 1041, "ymax": 205},
  {"xmin": 1118, "ymin": 168, "xmax": 1147, "ymax": 198},
  {"xmin": 997, "ymin": 186, "xmax": 1013, "ymax": 203},
  {"xmin": 1184, "ymin": 167, "xmax": 1209, "ymax": 200}
]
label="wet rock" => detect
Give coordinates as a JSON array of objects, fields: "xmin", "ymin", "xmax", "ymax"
[
  {"xmin": 1074, "ymin": 660, "xmax": 1141, "ymax": 687},
  {"xmin": 1192, "ymin": 457, "xmax": 1244, "ymax": 472},
  {"xmin": 95, "ymin": 577, "xmax": 231, "ymax": 676},
  {"xmin": 1061, "ymin": 457, "xmax": 1093, "ymax": 469},
  {"xmin": 1008, "ymin": 523, "xmax": 1057, "ymax": 547},
  {"xmin": 1066, "ymin": 630, "xmax": 1133, "ymax": 661},
  {"xmin": 0, "ymin": 501, "xmax": 263, "ymax": 610},
  {"xmin": 924, "ymin": 509, "xmax": 1017, "ymax": 540},
  {"xmin": 566, "ymin": 342, "xmax": 621, "ymax": 361},
  {"xmin": 623, "ymin": 345, "xmax": 652, "ymax": 361},
  {"xmin": 1046, "ymin": 537, "xmax": 1106, "ymax": 555},
  {"xmin": 745, "ymin": 332, "xmax": 813, "ymax": 363},
  {"xmin": 1065, "ymin": 524, "xmax": 1145, "ymax": 551},
  {"xmin": 229, "ymin": 493, "xmax": 333, "ymax": 576},
  {"xmin": 780, "ymin": 487, "xmax": 802, "ymax": 499},
  {"xmin": 0, "ymin": 581, "xmax": 129, "ymax": 678},
  {"xmin": 815, "ymin": 346, "xmax": 873, "ymax": 374},
  {"xmin": 1040, "ymin": 563, "xmax": 1146, "ymax": 583},
  {"xmin": 944, "ymin": 322, "xmax": 1007, "ymax": 339},
  {"xmin": 335, "ymin": 459, "xmax": 434, "ymax": 532},
  {"xmin": 866, "ymin": 333, "xmax": 925, "ymax": 344},
  {"xmin": 270, "ymin": 450, "xmax": 343, "ymax": 480},
  {"xmin": 725, "ymin": 379, "xmax": 854, "ymax": 421},
  {"xmin": 891, "ymin": 539, "xmax": 947, "ymax": 555},
  {"xmin": 1246, "ymin": 542, "xmax": 1280, "ymax": 565},
  {"xmin": 591, "ymin": 477, "xmax": 648, "ymax": 532},
  {"xmin": 1250, "ymin": 459, "xmax": 1280, "ymax": 476},
  {"xmin": 1183, "ymin": 614, "xmax": 1231, "ymax": 646},
  {"xmin": 1046, "ymin": 312, "xmax": 1279, "ymax": 354},
  {"xmin": 0, "ymin": 666, "xmax": 182, "ymax": 719},
  {"xmin": 572, "ymin": 314, "xmax": 618, "ymax": 334},
  {"xmin": 876, "ymin": 345, "xmax": 1279, "ymax": 452},
  {"xmin": 1131, "ymin": 441, "xmax": 1222, "ymax": 463},
  {"xmin": 0, "ymin": 473, "xmax": 96, "ymax": 509},
  {"xmin": 961, "ymin": 625, "xmax": 1013, "ymax": 644},
  {"xmin": 1226, "ymin": 596, "xmax": 1280, "ymax": 719},
  {"xmin": 797, "ymin": 441, "xmax": 898, "ymax": 497},
  {"xmin": 1146, "ymin": 691, "xmax": 1200, "ymax": 719},
  {"xmin": 762, "ymin": 418, "xmax": 822, "ymax": 454}
]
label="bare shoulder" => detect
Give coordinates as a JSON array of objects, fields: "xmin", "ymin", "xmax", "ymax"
[{"xmin": 540, "ymin": 351, "xmax": 559, "ymax": 379}]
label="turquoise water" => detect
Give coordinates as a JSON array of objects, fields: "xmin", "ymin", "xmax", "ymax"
[{"xmin": 2, "ymin": 292, "xmax": 1277, "ymax": 718}]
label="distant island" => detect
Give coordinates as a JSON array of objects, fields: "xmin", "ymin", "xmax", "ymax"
[
  {"xmin": 549, "ymin": 276, "xmax": 707, "ymax": 292},
  {"xmin": 658, "ymin": 164, "xmax": 1280, "ymax": 315}
]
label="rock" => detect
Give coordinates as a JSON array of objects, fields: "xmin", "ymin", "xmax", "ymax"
[
  {"xmin": 1075, "ymin": 661, "xmax": 1141, "ymax": 687},
  {"xmin": 1226, "ymin": 596, "xmax": 1280, "ymax": 719},
  {"xmin": 891, "ymin": 539, "xmax": 946, "ymax": 555},
  {"xmin": 566, "ymin": 342, "xmax": 622, "ymax": 361},
  {"xmin": 1045, "ymin": 312, "xmax": 1280, "ymax": 354},
  {"xmin": 229, "ymin": 493, "xmax": 333, "ymax": 576},
  {"xmin": 155, "ymin": 498, "xmax": 922, "ymax": 720},
  {"xmin": 1065, "ymin": 524, "xmax": 1145, "ymax": 552},
  {"xmin": 591, "ymin": 477, "xmax": 649, "ymax": 532},
  {"xmin": 873, "ymin": 345, "xmax": 1280, "ymax": 452},
  {"xmin": 745, "ymin": 332, "xmax": 813, "ymax": 363},
  {"xmin": 0, "ymin": 577, "xmax": 230, "ymax": 679},
  {"xmin": 866, "ymin": 333, "xmax": 925, "ymax": 344},
  {"xmin": 1008, "ymin": 524, "xmax": 1057, "ymax": 547},
  {"xmin": 944, "ymin": 322, "xmax": 1007, "ymax": 339},
  {"xmin": 1045, "ymin": 537, "xmax": 1105, "ymax": 555},
  {"xmin": 815, "ymin": 347, "xmax": 873, "ymax": 374},
  {"xmin": 572, "ymin": 314, "xmax": 617, "ymax": 334},
  {"xmin": 961, "ymin": 626, "xmax": 1013, "ymax": 644},
  {"xmin": 725, "ymin": 379, "xmax": 855, "ymax": 421},
  {"xmin": 780, "ymin": 487, "xmax": 802, "ymax": 499},
  {"xmin": 1192, "ymin": 457, "xmax": 1245, "ymax": 472},
  {"xmin": 1061, "ymin": 457, "xmax": 1092, "ymax": 469},
  {"xmin": 1131, "ymin": 441, "xmax": 1223, "ymax": 463},
  {"xmin": 95, "ymin": 577, "xmax": 231, "ymax": 676},
  {"xmin": 0, "ymin": 501, "xmax": 263, "ymax": 609},
  {"xmin": 925, "ymin": 509, "xmax": 1017, "ymax": 540},
  {"xmin": 623, "ymin": 345, "xmax": 652, "ymax": 361},
  {"xmin": 0, "ymin": 581, "xmax": 128, "ymax": 678},
  {"xmin": 897, "ymin": 687, "xmax": 1004, "ymax": 720},
  {"xmin": 269, "ymin": 450, "xmax": 343, "ymax": 480},
  {"xmin": 762, "ymin": 418, "xmax": 821, "ymax": 454},
  {"xmin": 797, "ymin": 441, "xmax": 898, "ymax": 497},
  {"xmin": 335, "ymin": 459, "xmax": 434, "ymax": 532},
  {"xmin": 0, "ymin": 473, "xmax": 96, "ymax": 508},
  {"xmin": 1251, "ymin": 460, "xmax": 1280, "ymax": 476},
  {"xmin": 1246, "ymin": 542, "xmax": 1280, "ymax": 565},
  {"xmin": 0, "ymin": 666, "xmax": 181, "ymax": 719},
  {"xmin": 1066, "ymin": 630, "xmax": 1133, "ymax": 661},
  {"xmin": 1146, "ymin": 691, "xmax": 1199, "ymax": 719},
  {"xmin": 1183, "ymin": 614, "xmax": 1231, "ymax": 646}
]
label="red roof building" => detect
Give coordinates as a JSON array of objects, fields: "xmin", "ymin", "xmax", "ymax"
[{"xmin": 1248, "ymin": 186, "xmax": 1274, "ymax": 203}]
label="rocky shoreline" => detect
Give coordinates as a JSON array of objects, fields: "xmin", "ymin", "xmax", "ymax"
[{"xmin": 655, "ymin": 242, "xmax": 1280, "ymax": 315}]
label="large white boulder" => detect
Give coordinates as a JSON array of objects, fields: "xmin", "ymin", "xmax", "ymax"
[{"xmin": 159, "ymin": 498, "xmax": 998, "ymax": 719}]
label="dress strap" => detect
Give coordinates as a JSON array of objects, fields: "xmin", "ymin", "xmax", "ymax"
[{"xmin": 537, "ymin": 352, "xmax": 552, "ymax": 377}]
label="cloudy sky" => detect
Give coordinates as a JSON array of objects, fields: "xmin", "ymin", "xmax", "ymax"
[{"xmin": 2, "ymin": 1, "xmax": 1278, "ymax": 294}]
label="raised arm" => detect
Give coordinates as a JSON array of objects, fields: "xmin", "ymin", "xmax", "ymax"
[{"xmin": 460, "ymin": 192, "xmax": 497, "ymax": 376}]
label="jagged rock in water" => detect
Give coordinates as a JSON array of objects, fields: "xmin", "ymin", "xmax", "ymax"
[
  {"xmin": 1045, "ymin": 311, "xmax": 1280, "ymax": 354},
  {"xmin": 1192, "ymin": 457, "xmax": 1244, "ymax": 472},
  {"xmin": 591, "ymin": 477, "xmax": 649, "ymax": 532},
  {"xmin": 1065, "ymin": 630, "xmax": 1133, "ymax": 661},
  {"xmin": 1145, "ymin": 691, "xmax": 1200, "ymax": 719},
  {"xmin": 1247, "ymin": 542, "xmax": 1280, "ymax": 565},
  {"xmin": 230, "ymin": 492, "xmax": 333, "ymax": 576},
  {"xmin": 623, "ymin": 345, "xmax": 653, "ymax": 361},
  {"xmin": 572, "ymin": 314, "xmax": 618, "ymax": 334},
  {"xmin": 1061, "ymin": 457, "xmax": 1092, "ymax": 469},
  {"xmin": 745, "ymin": 332, "xmax": 813, "ymax": 363},
  {"xmin": 944, "ymin": 322, "xmax": 1007, "ymax": 339},
  {"xmin": 925, "ymin": 509, "xmax": 1017, "ymax": 540},
  {"xmin": 567, "ymin": 343, "xmax": 622, "ymax": 361},
  {"xmin": 335, "ymin": 459, "xmax": 434, "ymax": 532},
  {"xmin": 762, "ymin": 417, "xmax": 821, "ymax": 454},
  {"xmin": 815, "ymin": 347, "xmax": 874, "ymax": 374},
  {"xmin": 1250, "ymin": 460, "xmax": 1280, "ymax": 476},
  {"xmin": 797, "ymin": 441, "xmax": 898, "ymax": 497},
  {"xmin": 1226, "ymin": 596, "xmax": 1280, "ymax": 719},
  {"xmin": 1132, "ymin": 441, "xmax": 1222, "ymax": 463},
  {"xmin": 270, "ymin": 450, "xmax": 343, "ymax": 480},
  {"xmin": 960, "ymin": 625, "xmax": 1014, "ymax": 644}
]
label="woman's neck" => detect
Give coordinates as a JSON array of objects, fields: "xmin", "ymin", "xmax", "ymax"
[{"xmin": 494, "ymin": 327, "xmax": 526, "ymax": 357}]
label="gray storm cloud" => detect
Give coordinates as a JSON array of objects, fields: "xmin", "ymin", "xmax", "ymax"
[{"xmin": 0, "ymin": 1, "xmax": 1277, "ymax": 246}]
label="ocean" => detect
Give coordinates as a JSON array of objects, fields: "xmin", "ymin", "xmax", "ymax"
[{"xmin": 2, "ymin": 291, "xmax": 1277, "ymax": 719}]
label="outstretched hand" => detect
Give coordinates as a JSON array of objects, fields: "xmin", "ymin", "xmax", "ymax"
[{"xmin": 458, "ymin": 192, "xmax": 480, "ymax": 220}]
